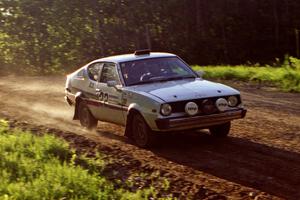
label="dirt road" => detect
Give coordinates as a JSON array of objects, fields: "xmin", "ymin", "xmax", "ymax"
[{"xmin": 0, "ymin": 75, "xmax": 300, "ymax": 199}]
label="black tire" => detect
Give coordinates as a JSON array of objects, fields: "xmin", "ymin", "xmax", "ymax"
[
  {"xmin": 131, "ymin": 113, "xmax": 155, "ymax": 148},
  {"xmin": 209, "ymin": 122, "xmax": 231, "ymax": 137},
  {"xmin": 78, "ymin": 101, "xmax": 98, "ymax": 130}
]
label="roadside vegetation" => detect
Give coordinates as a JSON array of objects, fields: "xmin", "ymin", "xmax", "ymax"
[
  {"xmin": 0, "ymin": 119, "xmax": 172, "ymax": 200},
  {"xmin": 194, "ymin": 56, "xmax": 300, "ymax": 92}
]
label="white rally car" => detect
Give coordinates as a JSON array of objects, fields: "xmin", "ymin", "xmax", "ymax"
[{"xmin": 65, "ymin": 50, "xmax": 247, "ymax": 147}]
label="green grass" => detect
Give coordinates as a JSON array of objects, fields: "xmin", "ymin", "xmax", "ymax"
[
  {"xmin": 0, "ymin": 120, "xmax": 172, "ymax": 200},
  {"xmin": 193, "ymin": 57, "xmax": 300, "ymax": 92}
]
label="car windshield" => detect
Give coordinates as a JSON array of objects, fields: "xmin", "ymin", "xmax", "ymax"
[{"xmin": 120, "ymin": 57, "xmax": 196, "ymax": 86}]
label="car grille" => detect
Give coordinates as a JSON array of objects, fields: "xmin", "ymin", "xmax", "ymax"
[{"xmin": 169, "ymin": 95, "xmax": 241, "ymax": 115}]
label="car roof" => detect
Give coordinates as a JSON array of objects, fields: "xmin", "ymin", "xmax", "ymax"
[{"xmin": 93, "ymin": 52, "xmax": 177, "ymax": 63}]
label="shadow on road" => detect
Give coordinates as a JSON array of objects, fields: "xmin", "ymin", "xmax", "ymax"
[{"xmin": 97, "ymin": 129, "xmax": 300, "ymax": 199}]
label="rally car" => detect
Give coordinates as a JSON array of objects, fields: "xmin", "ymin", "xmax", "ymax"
[{"xmin": 65, "ymin": 50, "xmax": 247, "ymax": 147}]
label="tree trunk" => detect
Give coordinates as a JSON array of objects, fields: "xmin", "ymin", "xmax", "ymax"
[{"xmin": 273, "ymin": 0, "xmax": 280, "ymax": 49}]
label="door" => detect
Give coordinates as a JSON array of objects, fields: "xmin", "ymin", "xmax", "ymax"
[
  {"xmin": 84, "ymin": 62, "xmax": 104, "ymax": 120},
  {"xmin": 96, "ymin": 62, "xmax": 125, "ymax": 125}
]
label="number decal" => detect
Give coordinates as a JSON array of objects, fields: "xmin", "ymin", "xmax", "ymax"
[
  {"xmin": 99, "ymin": 92, "xmax": 104, "ymax": 101},
  {"xmin": 95, "ymin": 86, "xmax": 111, "ymax": 103},
  {"xmin": 96, "ymin": 90, "xmax": 109, "ymax": 102},
  {"xmin": 103, "ymin": 93, "xmax": 109, "ymax": 102},
  {"xmin": 96, "ymin": 90, "xmax": 104, "ymax": 101}
]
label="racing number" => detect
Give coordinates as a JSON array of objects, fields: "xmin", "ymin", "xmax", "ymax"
[
  {"xmin": 96, "ymin": 90, "xmax": 109, "ymax": 102},
  {"xmin": 96, "ymin": 91, "xmax": 103, "ymax": 101},
  {"xmin": 103, "ymin": 93, "xmax": 109, "ymax": 102}
]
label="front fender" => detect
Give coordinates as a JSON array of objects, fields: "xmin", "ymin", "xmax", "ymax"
[{"xmin": 126, "ymin": 100, "xmax": 160, "ymax": 131}]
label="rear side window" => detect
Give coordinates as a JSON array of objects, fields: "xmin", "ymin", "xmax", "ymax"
[
  {"xmin": 87, "ymin": 63, "xmax": 102, "ymax": 81},
  {"xmin": 77, "ymin": 69, "xmax": 84, "ymax": 78},
  {"xmin": 100, "ymin": 63, "xmax": 120, "ymax": 84}
]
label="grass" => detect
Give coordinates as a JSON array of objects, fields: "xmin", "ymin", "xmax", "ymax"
[
  {"xmin": 193, "ymin": 56, "xmax": 300, "ymax": 92},
  {"xmin": 0, "ymin": 119, "xmax": 173, "ymax": 200}
]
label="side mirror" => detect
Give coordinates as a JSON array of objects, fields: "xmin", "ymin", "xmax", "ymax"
[
  {"xmin": 107, "ymin": 80, "xmax": 122, "ymax": 91},
  {"xmin": 196, "ymin": 70, "xmax": 205, "ymax": 78}
]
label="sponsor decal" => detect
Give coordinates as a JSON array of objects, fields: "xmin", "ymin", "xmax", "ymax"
[{"xmin": 89, "ymin": 82, "xmax": 95, "ymax": 88}]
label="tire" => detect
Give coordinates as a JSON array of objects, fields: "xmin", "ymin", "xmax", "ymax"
[
  {"xmin": 131, "ymin": 113, "xmax": 155, "ymax": 148},
  {"xmin": 209, "ymin": 122, "xmax": 231, "ymax": 137},
  {"xmin": 78, "ymin": 101, "xmax": 98, "ymax": 130}
]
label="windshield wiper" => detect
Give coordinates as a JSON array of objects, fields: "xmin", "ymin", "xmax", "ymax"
[
  {"xmin": 157, "ymin": 75, "xmax": 196, "ymax": 82},
  {"xmin": 129, "ymin": 80, "xmax": 157, "ymax": 86}
]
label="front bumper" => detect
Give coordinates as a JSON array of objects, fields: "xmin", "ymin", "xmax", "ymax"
[{"xmin": 155, "ymin": 108, "xmax": 247, "ymax": 131}]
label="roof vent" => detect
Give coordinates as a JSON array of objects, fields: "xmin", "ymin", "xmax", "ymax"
[{"xmin": 134, "ymin": 49, "xmax": 151, "ymax": 56}]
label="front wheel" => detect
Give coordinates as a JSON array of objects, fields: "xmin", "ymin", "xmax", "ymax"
[
  {"xmin": 132, "ymin": 113, "xmax": 155, "ymax": 148},
  {"xmin": 209, "ymin": 122, "xmax": 231, "ymax": 137},
  {"xmin": 78, "ymin": 101, "xmax": 98, "ymax": 130}
]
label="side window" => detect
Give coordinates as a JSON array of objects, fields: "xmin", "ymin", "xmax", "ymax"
[
  {"xmin": 87, "ymin": 63, "xmax": 102, "ymax": 81},
  {"xmin": 77, "ymin": 69, "xmax": 84, "ymax": 78},
  {"xmin": 100, "ymin": 63, "xmax": 120, "ymax": 84}
]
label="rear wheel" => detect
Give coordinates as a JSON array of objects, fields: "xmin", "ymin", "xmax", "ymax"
[
  {"xmin": 132, "ymin": 113, "xmax": 155, "ymax": 148},
  {"xmin": 209, "ymin": 122, "xmax": 231, "ymax": 137},
  {"xmin": 78, "ymin": 101, "xmax": 98, "ymax": 130}
]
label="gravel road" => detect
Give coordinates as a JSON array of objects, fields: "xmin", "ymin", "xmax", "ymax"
[{"xmin": 0, "ymin": 75, "xmax": 299, "ymax": 199}]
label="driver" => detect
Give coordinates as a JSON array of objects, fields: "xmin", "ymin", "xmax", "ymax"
[{"xmin": 140, "ymin": 61, "xmax": 163, "ymax": 81}]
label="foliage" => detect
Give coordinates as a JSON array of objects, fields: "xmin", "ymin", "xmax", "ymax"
[
  {"xmin": 0, "ymin": 0, "xmax": 300, "ymax": 74},
  {"xmin": 0, "ymin": 121, "xmax": 172, "ymax": 200},
  {"xmin": 193, "ymin": 57, "xmax": 300, "ymax": 92}
]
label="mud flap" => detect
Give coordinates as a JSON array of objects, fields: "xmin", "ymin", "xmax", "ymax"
[{"xmin": 73, "ymin": 92, "xmax": 84, "ymax": 120}]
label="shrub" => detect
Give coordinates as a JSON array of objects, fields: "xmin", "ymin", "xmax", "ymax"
[{"xmin": 193, "ymin": 57, "xmax": 300, "ymax": 92}]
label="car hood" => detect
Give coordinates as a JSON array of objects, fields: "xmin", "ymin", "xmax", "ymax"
[{"xmin": 129, "ymin": 78, "xmax": 240, "ymax": 102}]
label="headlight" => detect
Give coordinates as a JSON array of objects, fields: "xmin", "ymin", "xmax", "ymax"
[
  {"xmin": 161, "ymin": 104, "xmax": 172, "ymax": 116},
  {"xmin": 228, "ymin": 96, "xmax": 238, "ymax": 107},
  {"xmin": 215, "ymin": 98, "xmax": 228, "ymax": 111}
]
